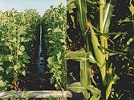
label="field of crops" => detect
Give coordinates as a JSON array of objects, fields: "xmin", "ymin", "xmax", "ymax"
[
  {"xmin": 0, "ymin": 9, "xmax": 41, "ymax": 91},
  {"xmin": 0, "ymin": 3, "xmax": 68, "ymax": 99},
  {"xmin": 0, "ymin": 0, "xmax": 134, "ymax": 100}
]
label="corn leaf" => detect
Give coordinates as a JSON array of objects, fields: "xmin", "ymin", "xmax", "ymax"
[
  {"xmin": 106, "ymin": 74, "xmax": 119, "ymax": 100},
  {"xmin": 89, "ymin": 23, "xmax": 105, "ymax": 67},
  {"xmin": 86, "ymin": 52, "xmax": 97, "ymax": 63},
  {"xmin": 66, "ymin": 49, "xmax": 85, "ymax": 62},
  {"xmin": 89, "ymin": 23, "xmax": 106, "ymax": 84},
  {"xmin": 80, "ymin": 60, "xmax": 90, "ymax": 86},
  {"xmin": 68, "ymin": 82, "xmax": 86, "ymax": 93},
  {"xmin": 98, "ymin": 45, "xmax": 125, "ymax": 55},
  {"xmin": 90, "ymin": 94, "xmax": 100, "ymax": 100},
  {"xmin": 67, "ymin": 0, "xmax": 75, "ymax": 5},
  {"xmin": 67, "ymin": 49, "xmax": 97, "ymax": 63},
  {"xmin": 68, "ymin": 82, "xmax": 91, "ymax": 99},
  {"xmin": 74, "ymin": 0, "xmax": 87, "ymax": 32},
  {"xmin": 83, "ymin": 90, "xmax": 90, "ymax": 100},
  {"xmin": 92, "ymin": 26, "xmax": 127, "ymax": 36},
  {"xmin": 86, "ymin": 85, "xmax": 101, "ymax": 95},
  {"xmin": 103, "ymin": 0, "xmax": 117, "ymax": 33}
]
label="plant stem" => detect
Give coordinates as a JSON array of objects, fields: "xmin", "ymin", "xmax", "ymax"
[
  {"xmin": 99, "ymin": 0, "xmax": 107, "ymax": 85},
  {"xmin": 100, "ymin": 0, "xmax": 107, "ymax": 50}
]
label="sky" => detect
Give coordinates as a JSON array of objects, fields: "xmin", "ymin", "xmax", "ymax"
[{"xmin": 0, "ymin": 0, "xmax": 66, "ymax": 16}]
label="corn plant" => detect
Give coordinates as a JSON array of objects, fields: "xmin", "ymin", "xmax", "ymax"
[{"xmin": 66, "ymin": 0, "xmax": 127, "ymax": 99}]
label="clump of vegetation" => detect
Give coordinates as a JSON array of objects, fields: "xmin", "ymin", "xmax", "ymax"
[
  {"xmin": 67, "ymin": 0, "xmax": 134, "ymax": 99},
  {"xmin": 0, "ymin": 9, "xmax": 41, "ymax": 91},
  {"xmin": 42, "ymin": 4, "xmax": 67, "ymax": 90}
]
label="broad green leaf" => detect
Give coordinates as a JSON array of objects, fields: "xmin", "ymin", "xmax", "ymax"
[
  {"xmin": 47, "ymin": 57, "xmax": 53, "ymax": 64},
  {"xmin": 66, "ymin": 48, "xmax": 85, "ymax": 61},
  {"xmin": 80, "ymin": 60, "xmax": 90, "ymax": 86},
  {"xmin": 106, "ymin": 74, "xmax": 119, "ymax": 100},
  {"xmin": 89, "ymin": 23, "xmax": 106, "ymax": 85},
  {"xmin": 68, "ymin": 82, "xmax": 86, "ymax": 93},
  {"xmin": 70, "ymin": 15, "xmax": 75, "ymax": 26},
  {"xmin": 53, "ymin": 27, "xmax": 62, "ymax": 33},
  {"xmin": 0, "ymin": 80, "xmax": 6, "ymax": 87},
  {"xmin": 5, "ymin": 42, "xmax": 10, "ymax": 47},
  {"xmin": 74, "ymin": 0, "xmax": 87, "ymax": 32},
  {"xmin": 67, "ymin": 0, "xmax": 75, "ymax": 5},
  {"xmin": 6, "ymin": 66, "xmax": 13, "ymax": 74},
  {"xmin": 67, "ymin": 2, "xmax": 76, "ymax": 14},
  {"xmin": 23, "ymin": 52, "xmax": 30, "ymax": 59},
  {"xmin": 89, "ymin": 23, "xmax": 105, "ymax": 66},
  {"xmin": 103, "ymin": 0, "xmax": 117, "ymax": 33},
  {"xmin": 8, "ymin": 38, "xmax": 16, "ymax": 43},
  {"xmin": 90, "ymin": 94, "xmax": 100, "ymax": 100},
  {"xmin": 57, "ymin": 52, "xmax": 61, "ymax": 61},
  {"xmin": 86, "ymin": 85, "xmax": 101, "ymax": 95},
  {"xmin": 49, "ymin": 40, "xmax": 54, "ymax": 43},
  {"xmin": 14, "ymin": 65, "xmax": 18, "ymax": 71},
  {"xmin": 129, "ymin": 1, "xmax": 134, "ymax": 15},
  {"xmin": 21, "ymin": 70, "xmax": 26, "ymax": 76},
  {"xmin": 92, "ymin": 26, "xmax": 128, "ymax": 35},
  {"xmin": 60, "ymin": 39, "xmax": 65, "ymax": 43},
  {"xmin": 20, "ymin": 45, "xmax": 25, "ymax": 51},
  {"xmin": 20, "ymin": 37, "xmax": 24, "ymax": 42},
  {"xmin": 83, "ymin": 90, "xmax": 90, "ymax": 100},
  {"xmin": 23, "ymin": 58, "xmax": 30, "ymax": 63},
  {"xmin": 86, "ymin": 52, "xmax": 97, "ymax": 63},
  {"xmin": 17, "ymin": 50, "xmax": 22, "ymax": 55},
  {"xmin": 8, "ymin": 55, "xmax": 13, "ymax": 62}
]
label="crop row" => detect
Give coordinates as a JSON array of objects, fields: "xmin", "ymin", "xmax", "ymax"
[
  {"xmin": 42, "ymin": 4, "xmax": 67, "ymax": 90},
  {"xmin": 0, "ymin": 9, "xmax": 41, "ymax": 91}
]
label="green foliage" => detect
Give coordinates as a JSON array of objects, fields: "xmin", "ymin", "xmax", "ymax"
[
  {"xmin": 68, "ymin": 82, "xmax": 101, "ymax": 100},
  {"xmin": 67, "ymin": 0, "xmax": 133, "ymax": 100},
  {"xmin": 0, "ymin": 9, "xmax": 41, "ymax": 90},
  {"xmin": 108, "ymin": 0, "xmax": 134, "ymax": 99},
  {"xmin": 42, "ymin": 5, "xmax": 67, "ymax": 89}
]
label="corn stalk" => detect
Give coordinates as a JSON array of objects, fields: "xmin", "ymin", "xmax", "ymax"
[
  {"xmin": 67, "ymin": 0, "xmax": 119, "ymax": 99},
  {"xmin": 67, "ymin": 0, "xmax": 101, "ymax": 99},
  {"xmin": 99, "ymin": 0, "xmax": 117, "ymax": 99}
]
